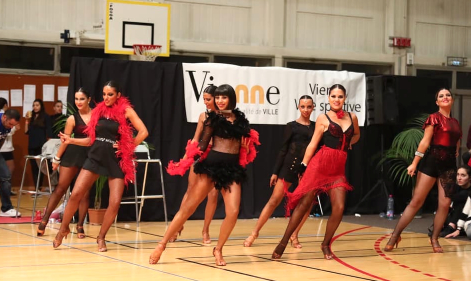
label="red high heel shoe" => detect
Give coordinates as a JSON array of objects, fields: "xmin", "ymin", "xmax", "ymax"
[
  {"xmin": 149, "ymin": 243, "xmax": 166, "ymax": 264},
  {"xmin": 384, "ymin": 235, "xmax": 401, "ymax": 252},
  {"xmin": 430, "ymin": 238, "xmax": 443, "ymax": 253},
  {"xmin": 52, "ymin": 229, "xmax": 70, "ymax": 249}
]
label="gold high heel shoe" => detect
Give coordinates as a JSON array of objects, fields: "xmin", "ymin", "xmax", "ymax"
[
  {"xmin": 97, "ymin": 237, "xmax": 107, "ymax": 252},
  {"xmin": 149, "ymin": 243, "xmax": 166, "ymax": 264},
  {"xmin": 52, "ymin": 229, "xmax": 70, "ymax": 249},
  {"xmin": 384, "ymin": 235, "xmax": 401, "ymax": 252},
  {"xmin": 213, "ymin": 247, "xmax": 226, "ymax": 266},
  {"xmin": 290, "ymin": 236, "xmax": 302, "ymax": 249},
  {"xmin": 169, "ymin": 226, "xmax": 184, "ymax": 243},
  {"xmin": 202, "ymin": 231, "xmax": 211, "ymax": 244},
  {"xmin": 430, "ymin": 238, "xmax": 443, "ymax": 253},
  {"xmin": 243, "ymin": 233, "xmax": 258, "ymax": 247},
  {"xmin": 271, "ymin": 242, "xmax": 287, "ymax": 259},
  {"xmin": 321, "ymin": 245, "xmax": 333, "ymax": 260},
  {"xmin": 37, "ymin": 221, "xmax": 47, "ymax": 236}
]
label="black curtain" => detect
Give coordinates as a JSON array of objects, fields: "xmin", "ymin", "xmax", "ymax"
[{"xmin": 68, "ymin": 58, "xmax": 447, "ymax": 221}]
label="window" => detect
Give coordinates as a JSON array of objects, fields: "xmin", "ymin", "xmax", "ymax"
[
  {"xmin": 214, "ymin": 56, "xmax": 272, "ymax": 67},
  {"xmin": 342, "ymin": 63, "xmax": 392, "ymax": 76},
  {"xmin": 457, "ymin": 72, "xmax": 471, "ymax": 90},
  {"xmin": 60, "ymin": 46, "xmax": 127, "ymax": 73},
  {"xmin": 0, "ymin": 45, "xmax": 54, "ymax": 70},
  {"xmin": 416, "ymin": 69, "xmax": 452, "ymax": 88},
  {"xmin": 286, "ymin": 61, "xmax": 337, "ymax": 71}
]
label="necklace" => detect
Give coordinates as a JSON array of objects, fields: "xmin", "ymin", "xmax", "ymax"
[{"xmin": 331, "ymin": 109, "xmax": 345, "ymax": 119}]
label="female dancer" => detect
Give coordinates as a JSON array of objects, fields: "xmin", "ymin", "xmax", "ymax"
[
  {"xmin": 25, "ymin": 99, "xmax": 53, "ymax": 187},
  {"xmin": 167, "ymin": 85, "xmax": 219, "ymax": 244},
  {"xmin": 442, "ymin": 165, "xmax": 471, "ymax": 237},
  {"xmin": 150, "ymin": 84, "xmax": 259, "ymax": 266},
  {"xmin": 272, "ymin": 84, "xmax": 360, "ymax": 260},
  {"xmin": 37, "ymin": 88, "xmax": 92, "ymax": 237},
  {"xmin": 384, "ymin": 88, "xmax": 461, "ymax": 253},
  {"xmin": 244, "ymin": 95, "xmax": 315, "ymax": 248},
  {"xmin": 53, "ymin": 81, "xmax": 148, "ymax": 252}
]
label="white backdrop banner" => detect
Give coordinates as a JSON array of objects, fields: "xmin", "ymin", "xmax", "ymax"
[{"xmin": 183, "ymin": 63, "xmax": 366, "ymax": 126}]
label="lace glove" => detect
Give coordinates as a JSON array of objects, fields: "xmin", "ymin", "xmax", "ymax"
[{"xmin": 295, "ymin": 162, "xmax": 307, "ymax": 177}]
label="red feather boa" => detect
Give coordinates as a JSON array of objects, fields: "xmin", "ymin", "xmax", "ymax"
[
  {"xmin": 85, "ymin": 97, "xmax": 136, "ymax": 185},
  {"xmin": 167, "ymin": 141, "xmax": 212, "ymax": 176},
  {"xmin": 239, "ymin": 129, "xmax": 261, "ymax": 167}
]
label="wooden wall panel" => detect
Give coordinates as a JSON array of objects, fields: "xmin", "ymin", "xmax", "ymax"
[{"xmin": 0, "ymin": 74, "xmax": 69, "ymax": 188}]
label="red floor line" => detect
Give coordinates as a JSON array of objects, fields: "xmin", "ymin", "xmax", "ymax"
[
  {"xmin": 329, "ymin": 226, "xmax": 391, "ymax": 281},
  {"xmin": 375, "ymin": 234, "xmax": 452, "ymax": 281}
]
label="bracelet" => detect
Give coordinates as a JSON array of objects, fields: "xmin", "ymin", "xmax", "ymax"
[
  {"xmin": 54, "ymin": 156, "xmax": 61, "ymax": 161},
  {"xmin": 414, "ymin": 151, "xmax": 424, "ymax": 158},
  {"xmin": 457, "ymin": 227, "xmax": 462, "ymax": 231},
  {"xmin": 301, "ymin": 162, "xmax": 307, "ymax": 167},
  {"xmin": 52, "ymin": 158, "xmax": 61, "ymax": 164}
]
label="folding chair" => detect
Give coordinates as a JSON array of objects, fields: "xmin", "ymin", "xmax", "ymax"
[
  {"xmin": 120, "ymin": 144, "xmax": 167, "ymax": 226},
  {"xmin": 16, "ymin": 139, "xmax": 61, "ymax": 221}
]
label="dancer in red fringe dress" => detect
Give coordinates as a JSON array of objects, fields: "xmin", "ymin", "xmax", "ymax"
[
  {"xmin": 53, "ymin": 81, "xmax": 148, "ymax": 252},
  {"xmin": 167, "ymin": 85, "xmax": 220, "ymax": 244},
  {"xmin": 272, "ymin": 84, "xmax": 360, "ymax": 260},
  {"xmin": 149, "ymin": 84, "xmax": 260, "ymax": 266}
]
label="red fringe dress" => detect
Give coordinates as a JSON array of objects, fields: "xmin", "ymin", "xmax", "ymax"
[{"xmin": 285, "ymin": 113, "xmax": 354, "ymax": 214}]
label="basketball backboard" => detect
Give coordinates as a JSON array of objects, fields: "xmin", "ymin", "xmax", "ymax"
[{"xmin": 105, "ymin": 0, "xmax": 170, "ymax": 57}]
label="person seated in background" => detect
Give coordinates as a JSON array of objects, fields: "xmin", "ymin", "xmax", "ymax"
[
  {"xmin": 440, "ymin": 165, "xmax": 471, "ymax": 237},
  {"xmin": 50, "ymin": 100, "xmax": 65, "ymax": 139},
  {"xmin": 445, "ymin": 166, "xmax": 471, "ymax": 239}
]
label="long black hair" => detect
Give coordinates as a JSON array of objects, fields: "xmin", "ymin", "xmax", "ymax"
[
  {"xmin": 32, "ymin": 98, "xmax": 47, "ymax": 127},
  {"xmin": 214, "ymin": 84, "xmax": 237, "ymax": 110}
]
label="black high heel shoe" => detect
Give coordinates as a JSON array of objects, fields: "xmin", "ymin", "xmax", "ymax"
[{"xmin": 272, "ymin": 242, "xmax": 287, "ymax": 259}]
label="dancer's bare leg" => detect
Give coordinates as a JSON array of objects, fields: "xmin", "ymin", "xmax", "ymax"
[
  {"xmin": 39, "ymin": 166, "xmax": 79, "ymax": 235},
  {"xmin": 321, "ymin": 188, "xmax": 346, "ymax": 259},
  {"xmin": 430, "ymin": 181, "xmax": 451, "ymax": 253},
  {"xmin": 385, "ymin": 172, "xmax": 436, "ymax": 250},
  {"xmin": 272, "ymin": 190, "xmax": 317, "ymax": 259},
  {"xmin": 214, "ymin": 183, "xmax": 241, "ymax": 266},
  {"xmin": 96, "ymin": 177, "xmax": 125, "ymax": 252},
  {"xmin": 202, "ymin": 187, "xmax": 218, "ymax": 244},
  {"xmin": 53, "ymin": 169, "xmax": 99, "ymax": 248},
  {"xmin": 149, "ymin": 174, "xmax": 214, "ymax": 264},
  {"xmin": 244, "ymin": 181, "xmax": 290, "ymax": 247}
]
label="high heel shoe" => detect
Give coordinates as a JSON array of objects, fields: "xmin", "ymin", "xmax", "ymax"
[
  {"xmin": 52, "ymin": 228, "xmax": 70, "ymax": 249},
  {"xmin": 76, "ymin": 226, "xmax": 85, "ymax": 239},
  {"xmin": 202, "ymin": 231, "xmax": 211, "ymax": 244},
  {"xmin": 169, "ymin": 226, "xmax": 184, "ymax": 243},
  {"xmin": 430, "ymin": 238, "xmax": 443, "ymax": 253},
  {"xmin": 383, "ymin": 235, "xmax": 401, "ymax": 252},
  {"xmin": 271, "ymin": 242, "xmax": 287, "ymax": 259},
  {"xmin": 149, "ymin": 243, "xmax": 166, "ymax": 264},
  {"xmin": 321, "ymin": 245, "xmax": 333, "ymax": 260},
  {"xmin": 97, "ymin": 237, "xmax": 107, "ymax": 252},
  {"xmin": 290, "ymin": 236, "xmax": 302, "ymax": 249},
  {"xmin": 213, "ymin": 247, "xmax": 226, "ymax": 266},
  {"xmin": 243, "ymin": 233, "xmax": 258, "ymax": 247},
  {"xmin": 37, "ymin": 221, "xmax": 47, "ymax": 236}
]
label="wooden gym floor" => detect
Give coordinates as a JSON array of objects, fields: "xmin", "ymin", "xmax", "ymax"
[{"xmin": 1, "ymin": 194, "xmax": 470, "ymax": 281}]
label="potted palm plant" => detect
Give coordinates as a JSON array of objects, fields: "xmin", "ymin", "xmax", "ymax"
[
  {"xmin": 378, "ymin": 114, "xmax": 428, "ymax": 214},
  {"xmin": 88, "ymin": 175, "xmax": 108, "ymax": 225}
]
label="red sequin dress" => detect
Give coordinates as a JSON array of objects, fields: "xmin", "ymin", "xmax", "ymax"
[
  {"xmin": 285, "ymin": 113, "xmax": 354, "ymax": 213},
  {"xmin": 418, "ymin": 112, "xmax": 461, "ymax": 197}
]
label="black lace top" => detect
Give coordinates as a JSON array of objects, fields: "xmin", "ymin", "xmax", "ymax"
[
  {"xmin": 323, "ymin": 113, "xmax": 354, "ymax": 151},
  {"xmin": 198, "ymin": 109, "xmax": 251, "ymax": 155},
  {"xmin": 72, "ymin": 112, "xmax": 88, "ymax": 138}
]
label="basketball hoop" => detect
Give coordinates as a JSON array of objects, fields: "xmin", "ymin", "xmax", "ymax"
[{"xmin": 133, "ymin": 44, "xmax": 161, "ymax": 61}]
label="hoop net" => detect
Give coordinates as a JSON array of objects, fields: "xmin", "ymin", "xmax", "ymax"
[{"xmin": 133, "ymin": 44, "xmax": 161, "ymax": 61}]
